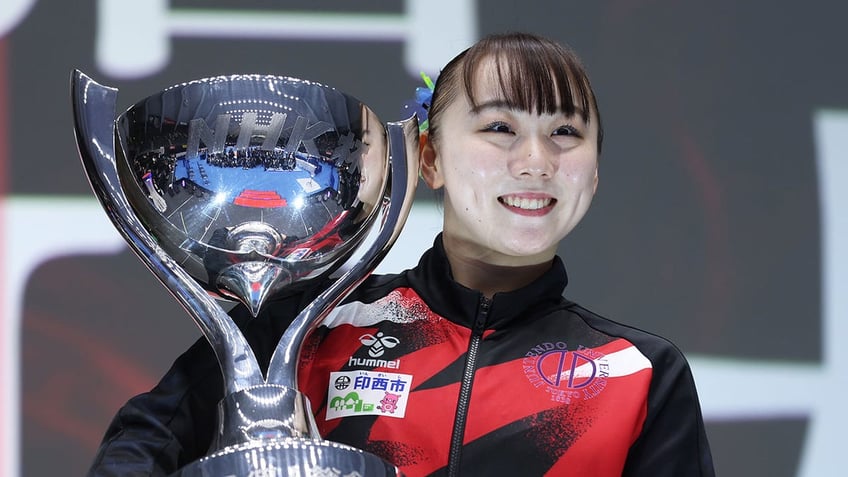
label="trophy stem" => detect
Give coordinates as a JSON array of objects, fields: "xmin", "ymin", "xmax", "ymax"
[
  {"xmin": 71, "ymin": 70, "xmax": 266, "ymax": 394},
  {"xmin": 210, "ymin": 384, "xmax": 321, "ymax": 450},
  {"xmin": 265, "ymin": 117, "xmax": 420, "ymax": 389}
]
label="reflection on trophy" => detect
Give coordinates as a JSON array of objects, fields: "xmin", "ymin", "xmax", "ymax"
[{"xmin": 71, "ymin": 71, "xmax": 418, "ymax": 475}]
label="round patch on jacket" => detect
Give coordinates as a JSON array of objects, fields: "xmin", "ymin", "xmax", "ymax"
[{"xmin": 523, "ymin": 342, "xmax": 609, "ymax": 403}]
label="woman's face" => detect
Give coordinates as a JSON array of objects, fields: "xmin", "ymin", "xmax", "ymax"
[{"xmin": 423, "ymin": 57, "xmax": 600, "ymax": 267}]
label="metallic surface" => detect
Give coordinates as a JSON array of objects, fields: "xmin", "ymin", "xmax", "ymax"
[
  {"xmin": 175, "ymin": 439, "xmax": 400, "ymax": 476},
  {"xmin": 71, "ymin": 70, "xmax": 417, "ymax": 475}
]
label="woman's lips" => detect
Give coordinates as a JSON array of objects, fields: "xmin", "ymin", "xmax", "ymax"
[{"xmin": 498, "ymin": 194, "xmax": 556, "ymax": 216}]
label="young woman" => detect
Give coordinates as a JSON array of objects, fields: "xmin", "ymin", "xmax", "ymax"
[{"xmin": 89, "ymin": 32, "xmax": 714, "ymax": 476}]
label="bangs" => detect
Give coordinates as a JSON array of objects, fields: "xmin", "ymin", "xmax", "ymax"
[
  {"xmin": 461, "ymin": 35, "xmax": 595, "ymax": 123},
  {"xmin": 427, "ymin": 32, "xmax": 604, "ymax": 153}
]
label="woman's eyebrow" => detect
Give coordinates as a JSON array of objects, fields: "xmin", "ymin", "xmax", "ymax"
[
  {"xmin": 471, "ymin": 100, "xmax": 588, "ymax": 121},
  {"xmin": 563, "ymin": 106, "xmax": 587, "ymax": 118},
  {"xmin": 469, "ymin": 100, "xmax": 512, "ymax": 114}
]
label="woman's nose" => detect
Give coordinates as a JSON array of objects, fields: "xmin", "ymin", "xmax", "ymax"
[{"xmin": 510, "ymin": 136, "xmax": 556, "ymax": 178}]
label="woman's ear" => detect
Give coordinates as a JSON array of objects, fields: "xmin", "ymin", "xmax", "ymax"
[
  {"xmin": 592, "ymin": 166, "xmax": 599, "ymax": 195},
  {"xmin": 419, "ymin": 132, "xmax": 444, "ymax": 189}
]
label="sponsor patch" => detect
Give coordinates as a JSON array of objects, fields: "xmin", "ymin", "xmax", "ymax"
[{"xmin": 326, "ymin": 370, "xmax": 413, "ymax": 419}]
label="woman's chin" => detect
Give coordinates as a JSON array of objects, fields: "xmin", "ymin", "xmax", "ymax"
[{"xmin": 493, "ymin": 240, "xmax": 558, "ymax": 265}]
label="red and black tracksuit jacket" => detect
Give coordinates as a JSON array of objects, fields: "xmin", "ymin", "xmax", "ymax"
[{"xmin": 88, "ymin": 235, "xmax": 714, "ymax": 476}]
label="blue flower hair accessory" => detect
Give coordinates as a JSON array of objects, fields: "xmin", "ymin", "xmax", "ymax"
[{"xmin": 403, "ymin": 72, "xmax": 436, "ymax": 134}]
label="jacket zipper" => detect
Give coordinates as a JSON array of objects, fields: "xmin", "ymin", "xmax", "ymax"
[{"xmin": 447, "ymin": 296, "xmax": 490, "ymax": 477}]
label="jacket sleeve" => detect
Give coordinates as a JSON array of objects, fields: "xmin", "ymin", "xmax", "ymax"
[
  {"xmin": 86, "ymin": 335, "xmax": 223, "ymax": 476},
  {"xmin": 623, "ymin": 346, "xmax": 715, "ymax": 477}
]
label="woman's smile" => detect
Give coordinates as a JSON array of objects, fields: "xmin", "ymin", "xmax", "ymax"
[{"xmin": 498, "ymin": 194, "xmax": 556, "ymax": 215}]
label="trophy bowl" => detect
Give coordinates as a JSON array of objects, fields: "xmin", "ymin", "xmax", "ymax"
[{"xmin": 72, "ymin": 70, "xmax": 418, "ymax": 476}]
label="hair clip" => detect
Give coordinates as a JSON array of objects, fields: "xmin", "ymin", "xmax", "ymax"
[{"xmin": 403, "ymin": 72, "xmax": 436, "ymax": 134}]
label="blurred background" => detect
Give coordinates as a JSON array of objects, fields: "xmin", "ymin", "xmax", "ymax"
[{"xmin": 2, "ymin": 0, "xmax": 846, "ymax": 475}]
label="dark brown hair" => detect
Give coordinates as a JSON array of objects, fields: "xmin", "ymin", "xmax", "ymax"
[{"xmin": 428, "ymin": 32, "xmax": 604, "ymax": 153}]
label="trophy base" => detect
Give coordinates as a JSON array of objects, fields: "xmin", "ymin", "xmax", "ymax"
[{"xmin": 173, "ymin": 438, "xmax": 402, "ymax": 477}]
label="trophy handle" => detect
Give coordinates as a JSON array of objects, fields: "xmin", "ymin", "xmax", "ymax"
[
  {"xmin": 71, "ymin": 70, "xmax": 266, "ymax": 393},
  {"xmin": 266, "ymin": 115, "xmax": 420, "ymax": 388}
]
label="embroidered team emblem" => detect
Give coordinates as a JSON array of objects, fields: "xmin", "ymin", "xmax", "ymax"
[
  {"xmin": 327, "ymin": 370, "xmax": 413, "ymax": 419},
  {"xmin": 523, "ymin": 342, "xmax": 609, "ymax": 403}
]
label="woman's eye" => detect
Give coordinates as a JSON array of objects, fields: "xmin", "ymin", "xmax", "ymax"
[
  {"xmin": 483, "ymin": 122, "xmax": 513, "ymax": 134},
  {"xmin": 553, "ymin": 125, "xmax": 580, "ymax": 137}
]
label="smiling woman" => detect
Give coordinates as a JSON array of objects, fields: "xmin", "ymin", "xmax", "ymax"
[
  {"xmin": 88, "ymin": 32, "xmax": 715, "ymax": 477},
  {"xmin": 420, "ymin": 42, "xmax": 601, "ymax": 284}
]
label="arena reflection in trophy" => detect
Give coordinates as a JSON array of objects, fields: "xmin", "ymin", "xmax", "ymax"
[{"xmin": 71, "ymin": 70, "xmax": 418, "ymax": 476}]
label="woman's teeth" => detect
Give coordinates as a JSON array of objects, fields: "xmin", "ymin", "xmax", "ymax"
[{"xmin": 501, "ymin": 196, "xmax": 552, "ymax": 210}]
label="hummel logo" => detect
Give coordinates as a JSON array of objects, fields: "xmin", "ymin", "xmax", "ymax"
[{"xmin": 359, "ymin": 332, "xmax": 400, "ymax": 358}]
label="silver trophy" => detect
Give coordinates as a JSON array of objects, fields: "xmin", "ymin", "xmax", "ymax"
[{"xmin": 71, "ymin": 70, "xmax": 418, "ymax": 476}]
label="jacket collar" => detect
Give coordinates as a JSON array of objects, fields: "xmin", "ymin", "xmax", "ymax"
[{"xmin": 408, "ymin": 234, "xmax": 568, "ymax": 329}]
